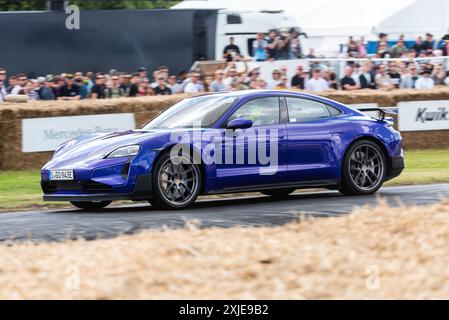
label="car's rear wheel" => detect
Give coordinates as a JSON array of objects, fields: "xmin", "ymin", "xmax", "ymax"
[
  {"xmin": 70, "ymin": 201, "xmax": 112, "ymax": 210},
  {"xmin": 261, "ymin": 188, "xmax": 295, "ymax": 198},
  {"xmin": 149, "ymin": 152, "xmax": 201, "ymax": 210},
  {"xmin": 339, "ymin": 140, "xmax": 386, "ymax": 195}
]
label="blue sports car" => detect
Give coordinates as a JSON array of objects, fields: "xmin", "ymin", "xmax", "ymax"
[{"xmin": 41, "ymin": 90, "xmax": 404, "ymax": 210}]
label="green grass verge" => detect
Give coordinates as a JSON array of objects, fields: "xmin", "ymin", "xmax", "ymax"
[
  {"xmin": 385, "ymin": 149, "xmax": 449, "ymax": 186},
  {"xmin": 0, "ymin": 149, "xmax": 448, "ymax": 211}
]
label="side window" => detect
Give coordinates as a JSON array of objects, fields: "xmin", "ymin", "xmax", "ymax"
[
  {"xmin": 327, "ymin": 105, "xmax": 342, "ymax": 117},
  {"xmin": 227, "ymin": 97, "xmax": 280, "ymax": 126},
  {"xmin": 286, "ymin": 98, "xmax": 332, "ymax": 122},
  {"xmin": 227, "ymin": 14, "xmax": 242, "ymax": 24}
]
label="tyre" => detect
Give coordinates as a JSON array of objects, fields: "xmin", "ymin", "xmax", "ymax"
[
  {"xmin": 70, "ymin": 201, "xmax": 112, "ymax": 210},
  {"xmin": 261, "ymin": 188, "xmax": 295, "ymax": 198},
  {"xmin": 339, "ymin": 140, "xmax": 386, "ymax": 195},
  {"xmin": 149, "ymin": 151, "xmax": 201, "ymax": 210}
]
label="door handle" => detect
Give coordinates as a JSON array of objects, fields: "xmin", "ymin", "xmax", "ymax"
[{"xmin": 329, "ymin": 130, "xmax": 343, "ymax": 135}]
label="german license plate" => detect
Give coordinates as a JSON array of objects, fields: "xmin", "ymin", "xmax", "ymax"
[{"xmin": 49, "ymin": 169, "xmax": 74, "ymax": 181}]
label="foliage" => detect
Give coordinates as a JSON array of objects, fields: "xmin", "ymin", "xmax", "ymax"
[{"xmin": 0, "ymin": 0, "xmax": 181, "ymax": 11}]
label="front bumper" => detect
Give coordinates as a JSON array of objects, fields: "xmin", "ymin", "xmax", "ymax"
[{"xmin": 42, "ymin": 173, "xmax": 153, "ymax": 202}]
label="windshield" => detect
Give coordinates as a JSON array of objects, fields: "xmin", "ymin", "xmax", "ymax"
[{"xmin": 143, "ymin": 95, "xmax": 237, "ymax": 129}]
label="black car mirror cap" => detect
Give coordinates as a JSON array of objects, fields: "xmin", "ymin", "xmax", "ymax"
[{"xmin": 226, "ymin": 118, "xmax": 253, "ymax": 130}]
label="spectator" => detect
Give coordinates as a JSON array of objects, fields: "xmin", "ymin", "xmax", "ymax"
[
  {"xmin": 203, "ymin": 75, "xmax": 214, "ymax": 92},
  {"xmin": 328, "ymin": 72, "xmax": 339, "ymax": 90},
  {"xmin": 266, "ymin": 30, "xmax": 279, "ymax": 61},
  {"xmin": 150, "ymin": 70, "xmax": 160, "ymax": 89},
  {"xmin": 85, "ymin": 72, "xmax": 95, "ymax": 92},
  {"xmin": 358, "ymin": 37, "xmax": 367, "ymax": 58},
  {"xmin": 400, "ymin": 65, "xmax": 419, "ymax": 89},
  {"xmin": 51, "ymin": 75, "xmax": 64, "ymax": 97},
  {"xmin": 444, "ymin": 71, "xmax": 449, "ymax": 87},
  {"xmin": 432, "ymin": 64, "xmax": 446, "ymax": 85},
  {"xmin": 274, "ymin": 76, "xmax": 289, "ymax": 90},
  {"xmin": 340, "ymin": 66, "xmax": 358, "ymax": 90},
  {"xmin": 415, "ymin": 69, "xmax": 435, "ymax": 89},
  {"xmin": 289, "ymin": 29, "xmax": 302, "ymax": 59},
  {"xmin": 412, "ymin": 36, "xmax": 426, "ymax": 54},
  {"xmin": 439, "ymin": 29, "xmax": 449, "ymax": 56},
  {"xmin": 266, "ymin": 69, "xmax": 282, "ymax": 90},
  {"xmin": 153, "ymin": 75, "xmax": 172, "ymax": 95},
  {"xmin": 137, "ymin": 67, "xmax": 148, "ymax": 81},
  {"xmin": 167, "ymin": 75, "xmax": 182, "ymax": 94},
  {"xmin": 252, "ymin": 32, "xmax": 268, "ymax": 61},
  {"xmin": 246, "ymin": 67, "xmax": 261, "ymax": 87},
  {"xmin": 127, "ymin": 73, "xmax": 140, "ymax": 97},
  {"xmin": 90, "ymin": 73, "xmax": 107, "ymax": 99},
  {"xmin": 376, "ymin": 33, "xmax": 391, "ymax": 58},
  {"xmin": 305, "ymin": 48, "xmax": 317, "ymax": 59},
  {"xmin": 280, "ymin": 65, "xmax": 288, "ymax": 78},
  {"xmin": 119, "ymin": 74, "xmax": 131, "ymax": 95},
  {"xmin": 57, "ymin": 74, "xmax": 81, "ymax": 100},
  {"xmin": 223, "ymin": 68, "xmax": 238, "ymax": 88},
  {"xmin": 11, "ymin": 74, "xmax": 28, "ymax": 95},
  {"xmin": 387, "ymin": 63, "xmax": 402, "ymax": 88},
  {"xmin": 375, "ymin": 65, "xmax": 394, "ymax": 90},
  {"xmin": 223, "ymin": 37, "xmax": 241, "ymax": 62},
  {"xmin": 230, "ymin": 77, "xmax": 249, "ymax": 91},
  {"xmin": 278, "ymin": 29, "xmax": 290, "ymax": 60},
  {"xmin": 210, "ymin": 69, "xmax": 229, "ymax": 92},
  {"xmin": 158, "ymin": 66, "xmax": 169, "ymax": 80},
  {"xmin": 184, "ymin": 72, "xmax": 203, "ymax": 93},
  {"xmin": 139, "ymin": 79, "xmax": 154, "ymax": 96},
  {"xmin": 24, "ymin": 80, "xmax": 39, "ymax": 100},
  {"xmin": 351, "ymin": 63, "xmax": 361, "ymax": 87},
  {"xmin": 391, "ymin": 40, "xmax": 408, "ymax": 58},
  {"xmin": 0, "ymin": 69, "xmax": 7, "ymax": 102},
  {"xmin": 291, "ymin": 65, "xmax": 305, "ymax": 90},
  {"xmin": 105, "ymin": 75, "xmax": 125, "ymax": 98},
  {"xmin": 347, "ymin": 41, "xmax": 360, "ymax": 59},
  {"xmin": 0, "ymin": 68, "xmax": 7, "ymax": 90},
  {"xmin": 36, "ymin": 76, "xmax": 55, "ymax": 100},
  {"xmin": 6, "ymin": 75, "xmax": 17, "ymax": 93},
  {"xmin": 255, "ymin": 77, "xmax": 267, "ymax": 89},
  {"xmin": 305, "ymin": 69, "xmax": 329, "ymax": 92},
  {"xmin": 423, "ymin": 33, "xmax": 434, "ymax": 51},
  {"xmin": 74, "ymin": 72, "xmax": 89, "ymax": 99}
]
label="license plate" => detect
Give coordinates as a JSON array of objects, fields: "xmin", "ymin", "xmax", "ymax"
[{"xmin": 49, "ymin": 169, "xmax": 74, "ymax": 181}]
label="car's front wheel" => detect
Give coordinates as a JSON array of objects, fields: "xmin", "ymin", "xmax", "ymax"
[
  {"xmin": 70, "ymin": 201, "xmax": 112, "ymax": 210},
  {"xmin": 149, "ymin": 152, "xmax": 201, "ymax": 210},
  {"xmin": 339, "ymin": 140, "xmax": 386, "ymax": 195}
]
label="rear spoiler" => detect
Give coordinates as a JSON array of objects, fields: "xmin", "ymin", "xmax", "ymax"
[{"xmin": 356, "ymin": 107, "xmax": 397, "ymax": 121}]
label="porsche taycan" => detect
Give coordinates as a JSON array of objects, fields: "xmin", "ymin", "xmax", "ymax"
[{"xmin": 41, "ymin": 90, "xmax": 404, "ymax": 209}]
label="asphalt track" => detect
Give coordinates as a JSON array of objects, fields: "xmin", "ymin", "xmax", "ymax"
[{"xmin": 0, "ymin": 183, "xmax": 448, "ymax": 243}]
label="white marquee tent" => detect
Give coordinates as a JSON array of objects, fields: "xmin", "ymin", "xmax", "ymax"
[{"xmin": 173, "ymin": 0, "xmax": 449, "ymax": 56}]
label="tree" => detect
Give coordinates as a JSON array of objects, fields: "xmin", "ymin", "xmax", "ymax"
[{"xmin": 0, "ymin": 0, "xmax": 181, "ymax": 11}]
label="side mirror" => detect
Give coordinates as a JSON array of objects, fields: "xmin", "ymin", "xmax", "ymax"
[{"xmin": 226, "ymin": 118, "xmax": 253, "ymax": 130}]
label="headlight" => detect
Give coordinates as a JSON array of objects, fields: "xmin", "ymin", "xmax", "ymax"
[{"xmin": 106, "ymin": 145, "xmax": 140, "ymax": 159}]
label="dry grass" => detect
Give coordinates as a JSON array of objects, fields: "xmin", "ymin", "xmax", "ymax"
[{"xmin": 1, "ymin": 199, "xmax": 449, "ymax": 299}]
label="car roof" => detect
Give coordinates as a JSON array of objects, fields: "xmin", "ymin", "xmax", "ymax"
[
  {"xmin": 196, "ymin": 89, "xmax": 330, "ymax": 101},
  {"xmin": 195, "ymin": 90, "xmax": 355, "ymax": 112}
]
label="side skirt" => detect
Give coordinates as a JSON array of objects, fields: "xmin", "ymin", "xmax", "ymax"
[{"xmin": 206, "ymin": 180, "xmax": 338, "ymax": 195}]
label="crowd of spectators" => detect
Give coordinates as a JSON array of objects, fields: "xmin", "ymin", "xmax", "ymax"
[{"xmin": 1, "ymin": 32, "xmax": 449, "ymax": 103}]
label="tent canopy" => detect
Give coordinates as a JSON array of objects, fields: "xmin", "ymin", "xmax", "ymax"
[{"xmin": 173, "ymin": 0, "xmax": 448, "ymax": 38}]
